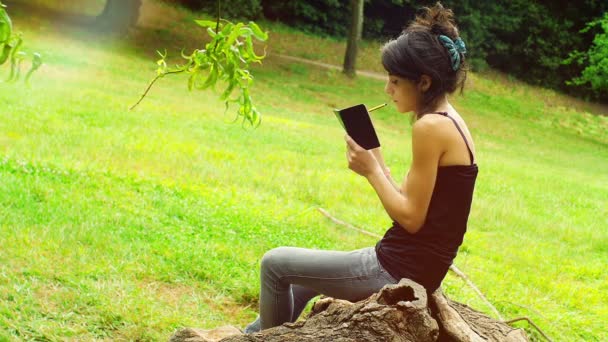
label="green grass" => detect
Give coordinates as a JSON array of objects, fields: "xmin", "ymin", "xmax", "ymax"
[{"xmin": 1, "ymin": 1, "xmax": 607, "ymax": 341}]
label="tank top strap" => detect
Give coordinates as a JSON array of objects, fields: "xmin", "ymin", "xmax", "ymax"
[{"xmin": 432, "ymin": 112, "xmax": 475, "ymax": 165}]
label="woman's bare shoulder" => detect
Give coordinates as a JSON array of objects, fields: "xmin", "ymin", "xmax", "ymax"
[{"xmin": 412, "ymin": 114, "xmax": 451, "ymax": 137}]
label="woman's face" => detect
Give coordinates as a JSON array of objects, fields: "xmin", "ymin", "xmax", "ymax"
[{"xmin": 384, "ymin": 75, "xmax": 421, "ymax": 114}]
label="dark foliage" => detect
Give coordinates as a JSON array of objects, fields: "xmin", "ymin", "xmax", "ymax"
[
  {"xmin": 169, "ymin": 0, "xmax": 262, "ymax": 20},
  {"xmin": 243, "ymin": 0, "xmax": 608, "ymax": 99},
  {"xmin": 165, "ymin": 0, "xmax": 607, "ymax": 102},
  {"xmin": 262, "ymin": 0, "xmax": 350, "ymax": 36}
]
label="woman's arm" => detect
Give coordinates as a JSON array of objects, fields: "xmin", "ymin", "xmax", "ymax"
[
  {"xmin": 370, "ymin": 147, "xmax": 402, "ymax": 192},
  {"xmin": 346, "ymin": 119, "xmax": 442, "ymax": 233}
]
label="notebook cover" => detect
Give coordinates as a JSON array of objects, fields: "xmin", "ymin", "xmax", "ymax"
[{"xmin": 334, "ymin": 104, "xmax": 381, "ymax": 150}]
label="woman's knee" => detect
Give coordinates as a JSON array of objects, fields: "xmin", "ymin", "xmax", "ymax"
[{"xmin": 260, "ymin": 247, "xmax": 291, "ymax": 272}]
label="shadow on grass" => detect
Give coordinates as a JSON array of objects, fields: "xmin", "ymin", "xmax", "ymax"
[{"xmin": 5, "ymin": 0, "xmax": 100, "ymax": 31}]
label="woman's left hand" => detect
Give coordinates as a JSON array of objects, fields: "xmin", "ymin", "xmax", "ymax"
[{"xmin": 345, "ymin": 135, "xmax": 382, "ymax": 177}]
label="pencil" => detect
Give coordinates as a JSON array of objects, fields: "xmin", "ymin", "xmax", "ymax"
[{"xmin": 368, "ymin": 103, "xmax": 387, "ymax": 112}]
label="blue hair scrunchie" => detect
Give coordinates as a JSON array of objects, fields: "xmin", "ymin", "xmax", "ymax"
[{"xmin": 438, "ymin": 35, "xmax": 466, "ymax": 71}]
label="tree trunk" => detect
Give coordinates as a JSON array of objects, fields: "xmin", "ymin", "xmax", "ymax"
[
  {"xmin": 96, "ymin": 0, "xmax": 142, "ymax": 33},
  {"xmin": 343, "ymin": 0, "xmax": 364, "ymax": 78},
  {"xmin": 169, "ymin": 279, "xmax": 528, "ymax": 342}
]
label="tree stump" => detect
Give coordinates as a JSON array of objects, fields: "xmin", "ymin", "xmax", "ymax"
[{"xmin": 169, "ymin": 279, "xmax": 528, "ymax": 342}]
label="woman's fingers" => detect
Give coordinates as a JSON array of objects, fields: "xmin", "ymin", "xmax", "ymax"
[
  {"xmin": 346, "ymin": 135, "xmax": 377, "ymax": 175},
  {"xmin": 344, "ymin": 134, "xmax": 362, "ymax": 151}
]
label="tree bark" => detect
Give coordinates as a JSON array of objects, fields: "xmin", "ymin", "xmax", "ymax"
[
  {"xmin": 343, "ymin": 0, "xmax": 364, "ymax": 78},
  {"xmin": 169, "ymin": 279, "xmax": 528, "ymax": 342},
  {"xmin": 96, "ymin": 0, "xmax": 142, "ymax": 33}
]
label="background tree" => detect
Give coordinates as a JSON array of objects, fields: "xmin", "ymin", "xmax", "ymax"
[
  {"xmin": 95, "ymin": 0, "xmax": 142, "ymax": 32},
  {"xmin": 251, "ymin": 0, "xmax": 608, "ymax": 103},
  {"xmin": 174, "ymin": 0, "xmax": 262, "ymax": 21},
  {"xmin": 261, "ymin": 0, "xmax": 348, "ymax": 36},
  {"xmin": 343, "ymin": 0, "xmax": 364, "ymax": 77},
  {"xmin": 564, "ymin": 13, "xmax": 608, "ymax": 102}
]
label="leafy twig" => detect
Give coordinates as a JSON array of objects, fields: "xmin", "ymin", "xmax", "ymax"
[
  {"xmin": 132, "ymin": 3, "xmax": 268, "ymax": 126},
  {"xmin": 0, "ymin": 2, "xmax": 42, "ymax": 83}
]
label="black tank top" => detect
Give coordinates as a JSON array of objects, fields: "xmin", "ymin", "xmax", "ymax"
[{"xmin": 375, "ymin": 112, "xmax": 478, "ymax": 291}]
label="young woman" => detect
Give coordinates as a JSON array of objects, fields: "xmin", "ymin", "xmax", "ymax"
[{"xmin": 245, "ymin": 2, "xmax": 477, "ymax": 333}]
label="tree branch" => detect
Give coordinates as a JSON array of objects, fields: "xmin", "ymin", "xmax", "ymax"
[
  {"xmin": 213, "ymin": 0, "xmax": 221, "ymax": 51},
  {"xmin": 317, "ymin": 208, "xmax": 382, "ymax": 239},
  {"xmin": 448, "ymin": 262, "xmax": 503, "ymax": 320},
  {"xmin": 130, "ymin": 69, "xmax": 185, "ymax": 110},
  {"xmin": 503, "ymin": 317, "xmax": 554, "ymax": 342}
]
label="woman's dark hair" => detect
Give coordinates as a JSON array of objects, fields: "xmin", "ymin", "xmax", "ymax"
[{"xmin": 381, "ymin": 2, "xmax": 467, "ymax": 119}]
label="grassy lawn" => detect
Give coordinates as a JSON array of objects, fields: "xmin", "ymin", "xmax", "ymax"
[{"xmin": 1, "ymin": 1, "xmax": 607, "ymax": 341}]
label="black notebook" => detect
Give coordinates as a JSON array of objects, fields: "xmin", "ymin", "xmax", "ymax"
[{"xmin": 334, "ymin": 104, "xmax": 381, "ymax": 150}]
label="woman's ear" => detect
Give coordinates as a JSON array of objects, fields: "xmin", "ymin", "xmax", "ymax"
[{"xmin": 418, "ymin": 75, "xmax": 432, "ymax": 93}]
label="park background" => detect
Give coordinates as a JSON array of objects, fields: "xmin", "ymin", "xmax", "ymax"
[{"xmin": 0, "ymin": 0, "xmax": 607, "ymax": 340}]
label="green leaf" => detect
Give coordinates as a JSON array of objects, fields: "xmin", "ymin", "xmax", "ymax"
[
  {"xmin": 226, "ymin": 23, "xmax": 244, "ymax": 47},
  {"xmin": 24, "ymin": 52, "xmax": 41, "ymax": 84},
  {"xmin": 244, "ymin": 35, "xmax": 264, "ymax": 61},
  {"xmin": 238, "ymin": 27, "xmax": 253, "ymax": 39},
  {"xmin": 194, "ymin": 19, "xmax": 217, "ymax": 28},
  {"xmin": 220, "ymin": 81, "xmax": 237, "ymax": 101},
  {"xmin": 248, "ymin": 21, "xmax": 268, "ymax": 41},
  {"xmin": 199, "ymin": 64, "xmax": 218, "ymax": 90},
  {"xmin": 31, "ymin": 52, "xmax": 42, "ymax": 68},
  {"xmin": 9, "ymin": 35, "xmax": 21, "ymax": 61},
  {"xmin": 0, "ymin": 43, "xmax": 10, "ymax": 65},
  {"xmin": 0, "ymin": 6, "xmax": 12, "ymax": 43},
  {"xmin": 187, "ymin": 72, "xmax": 196, "ymax": 91},
  {"xmin": 181, "ymin": 48, "xmax": 193, "ymax": 60},
  {"xmin": 220, "ymin": 22, "xmax": 234, "ymax": 36},
  {"xmin": 194, "ymin": 50, "xmax": 209, "ymax": 65}
]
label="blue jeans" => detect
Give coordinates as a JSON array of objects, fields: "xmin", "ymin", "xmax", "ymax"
[{"xmin": 251, "ymin": 246, "xmax": 398, "ymax": 331}]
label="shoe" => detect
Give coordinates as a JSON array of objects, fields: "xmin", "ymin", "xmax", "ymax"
[{"xmin": 243, "ymin": 315, "xmax": 261, "ymax": 334}]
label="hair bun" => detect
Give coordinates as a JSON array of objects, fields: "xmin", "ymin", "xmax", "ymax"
[{"xmin": 409, "ymin": 2, "xmax": 459, "ymax": 39}]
